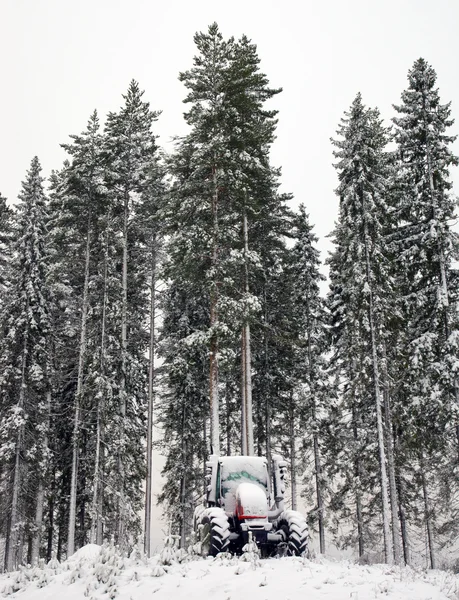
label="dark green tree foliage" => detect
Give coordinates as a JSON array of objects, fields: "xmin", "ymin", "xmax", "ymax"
[
  {"xmin": 157, "ymin": 278, "xmax": 209, "ymax": 545},
  {"xmin": 47, "ymin": 113, "xmax": 109, "ymax": 552},
  {"xmin": 159, "ymin": 24, "xmax": 292, "ymax": 539},
  {"xmin": 326, "ymin": 94, "xmax": 395, "ymax": 559},
  {"xmin": 0, "ymin": 157, "xmax": 52, "ymax": 570}
]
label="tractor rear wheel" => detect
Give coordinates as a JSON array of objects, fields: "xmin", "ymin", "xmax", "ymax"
[
  {"xmin": 197, "ymin": 508, "xmax": 230, "ymax": 557},
  {"xmin": 276, "ymin": 510, "xmax": 308, "ymax": 556}
]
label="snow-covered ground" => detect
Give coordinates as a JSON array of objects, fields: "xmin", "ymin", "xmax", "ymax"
[{"xmin": 1, "ymin": 543, "xmax": 458, "ymax": 600}]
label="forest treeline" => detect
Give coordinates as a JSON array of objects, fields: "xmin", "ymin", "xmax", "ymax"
[{"xmin": 0, "ymin": 23, "xmax": 458, "ymax": 570}]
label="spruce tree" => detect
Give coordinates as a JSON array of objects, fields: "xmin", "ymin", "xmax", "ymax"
[
  {"xmin": 392, "ymin": 58, "xmax": 459, "ymax": 567},
  {"xmin": 103, "ymin": 80, "xmax": 161, "ymax": 547},
  {"xmin": 0, "ymin": 157, "xmax": 52, "ymax": 570},
  {"xmin": 288, "ymin": 204, "xmax": 328, "ymax": 553},
  {"xmin": 327, "ymin": 94, "xmax": 397, "ymax": 563},
  {"xmin": 53, "ymin": 111, "xmax": 108, "ymax": 557}
]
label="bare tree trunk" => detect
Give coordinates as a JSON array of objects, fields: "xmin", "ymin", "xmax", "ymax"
[
  {"xmin": 381, "ymin": 345, "xmax": 401, "ymax": 565},
  {"xmin": 241, "ymin": 330, "xmax": 247, "ymax": 455},
  {"xmin": 289, "ymin": 394, "xmax": 297, "ymax": 510},
  {"xmin": 46, "ymin": 474, "xmax": 54, "ymax": 562},
  {"xmin": 226, "ymin": 381, "xmax": 231, "ymax": 456},
  {"xmin": 7, "ymin": 429, "xmax": 24, "ymax": 571},
  {"xmin": 31, "ymin": 385, "xmax": 52, "ymax": 564},
  {"xmin": 263, "ymin": 285, "xmax": 272, "ymax": 479},
  {"xmin": 306, "ymin": 303, "xmax": 325, "ymax": 553},
  {"xmin": 352, "ymin": 406, "xmax": 364, "ymax": 559},
  {"xmin": 68, "ymin": 213, "xmax": 91, "ymax": 557},
  {"xmin": 395, "ymin": 437, "xmax": 411, "ymax": 566},
  {"xmin": 144, "ymin": 236, "xmax": 156, "ymax": 556},
  {"xmin": 313, "ymin": 427, "xmax": 325, "ymax": 553},
  {"xmin": 209, "ymin": 162, "xmax": 220, "ymax": 455},
  {"xmin": 362, "ymin": 203, "xmax": 393, "ymax": 564},
  {"xmin": 90, "ymin": 216, "xmax": 110, "ymax": 545},
  {"xmin": 6, "ymin": 323, "xmax": 29, "ymax": 571},
  {"xmin": 89, "ymin": 398, "xmax": 102, "ymax": 544},
  {"xmin": 241, "ymin": 202, "xmax": 254, "ymax": 456},
  {"xmin": 117, "ymin": 191, "xmax": 129, "ymax": 545},
  {"xmin": 179, "ymin": 405, "xmax": 188, "ymax": 548},
  {"xmin": 420, "ymin": 454, "xmax": 436, "ymax": 569}
]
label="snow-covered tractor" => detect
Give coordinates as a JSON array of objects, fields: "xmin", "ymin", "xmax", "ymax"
[{"xmin": 194, "ymin": 454, "xmax": 308, "ymax": 558}]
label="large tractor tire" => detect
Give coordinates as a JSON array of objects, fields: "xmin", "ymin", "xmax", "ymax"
[
  {"xmin": 276, "ymin": 510, "xmax": 309, "ymax": 556},
  {"xmin": 197, "ymin": 507, "xmax": 230, "ymax": 557}
]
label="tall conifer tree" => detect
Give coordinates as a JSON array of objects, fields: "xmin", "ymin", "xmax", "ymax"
[{"xmin": 0, "ymin": 158, "xmax": 52, "ymax": 570}]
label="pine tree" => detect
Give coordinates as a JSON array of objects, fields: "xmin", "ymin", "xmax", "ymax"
[
  {"xmin": 0, "ymin": 157, "xmax": 52, "ymax": 570},
  {"xmin": 160, "ymin": 24, "xmax": 290, "ymax": 537}
]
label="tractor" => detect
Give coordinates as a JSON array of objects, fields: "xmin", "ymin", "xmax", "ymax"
[{"xmin": 194, "ymin": 454, "xmax": 308, "ymax": 558}]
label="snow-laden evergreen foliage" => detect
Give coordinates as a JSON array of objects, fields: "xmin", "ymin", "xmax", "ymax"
[
  {"xmin": 327, "ymin": 94, "xmax": 397, "ymax": 562},
  {"xmin": 0, "ymin": 157, "xmax": 53, "ymax": 570},
  {"xmin": 102, "ymin": 81, "xmax": 161, "ymax": 548},
  {"xmin": 0, "ymin": 193, "xmax": 13, "ymax": 304},
  {"xmin": 0, "ymin": 33, "xmax": 458, "ymax": 571},
  {"xmin": 390, "ymin": 58, "xmax": 459, "ymax": 567},
  {"xmin": 286, "ymin": 205, "xmax": 328, "ymax": 550}
]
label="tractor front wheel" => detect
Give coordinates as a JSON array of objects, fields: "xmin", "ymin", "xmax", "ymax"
[
  {"xmin": 198, "ymin": 508, "xmax": 230, "ymax": 557},
  {"xmin": 276, "ymin": 510, "xmax": 308, "ymax": 556}
]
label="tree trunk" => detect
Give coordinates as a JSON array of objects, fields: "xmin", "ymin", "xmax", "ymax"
[
  {"xmin": 46, "ymin": 469, "xmax": 55, "ymax": 562},
  {"xmin": 117, "ymin": 190, "xmax": 129, "ymax": 546},
  {"xmin": 241, "ymin": 330, "xmax": 247, "ymax": 455},
  {"xmin": 68, "ymin": 212, "xmax": 91, "ymax": 557},
  {"xmin": 7, "ymin": 428, "xmax": 24, "ymax": 571},
  {"xmin": 394, "ymin": 432, "xmax": 411, "ymax": 566},
  {"xmin": 306, "ymin": 300, "xmax": 325, "ymax": 553},
  {"xmin": 241, "ymin": 202, "xmax": 254, "ymax": 456},
  {"xmin": 352, "ymin": 406, "xmax": 364, "ymax": 559},
  {"xmin": 263, "ymin": 285, "xmax": 272, "ymax": 480},
  {"xmin": 6, "ymin": 323, "xmax": 29, "ymax": 571},
  {"xmin": 313, "ymin": 428, "xmax": 325, "ymax": 553},
  {"xmin": 289, "ymin": 394, "xmax": 297, "ymax": 510},
  {"xmin": 362, "ymin": 201, "xmax": 393, "ymax": 564},
  {"xmin": 31, "ymin": 385, "xmax": 52, "ymax": 564},
  {"xmin": 226, "ymin": 381, "xmax": 231, "ymax": 456},
  {"xmin": 381, "ymin": 345, "xmax": 401, "ymax": 565},
  {"xmin": 420, "ymin": 454, "xmax": 436, "ymax": 569},
  {"xmin": 144, "ymin": 235, "xmax": 156, "ymax": 557},
  {"xmin": 179, "ymin": 406, "xmax": 188, "ymax": 548},
  {"xmin": 209, "ymin": 162, "xmax": 220, "ymax": 455}
]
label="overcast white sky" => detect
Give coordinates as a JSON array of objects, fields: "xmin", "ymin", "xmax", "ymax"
[
  {"xmin": 2, "ymin": 0, "xmax": 459, "ymax": 546},
  {"xmin": 2, "ymin": 0, "xmax": 459, "ymax": 260}
]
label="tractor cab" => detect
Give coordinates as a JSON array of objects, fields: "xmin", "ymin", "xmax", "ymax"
[{"xmin": 212, "ymin": 456, "xmax": 271, "ymax": 515}]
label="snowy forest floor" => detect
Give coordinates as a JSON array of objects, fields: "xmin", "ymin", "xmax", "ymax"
[{"xmin": 1, "ymin": 544, "xmax": 459, "ymax": 600}]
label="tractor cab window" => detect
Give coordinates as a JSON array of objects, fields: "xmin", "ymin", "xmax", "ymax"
[{"xmin": 219, "ymin": 456, "xmax": 269, "ymax": 514}]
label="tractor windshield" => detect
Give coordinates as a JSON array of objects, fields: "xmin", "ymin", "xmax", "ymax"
[{"xmin": 219, "ymin": 456, "xmax": 269, "ymax": 514}]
